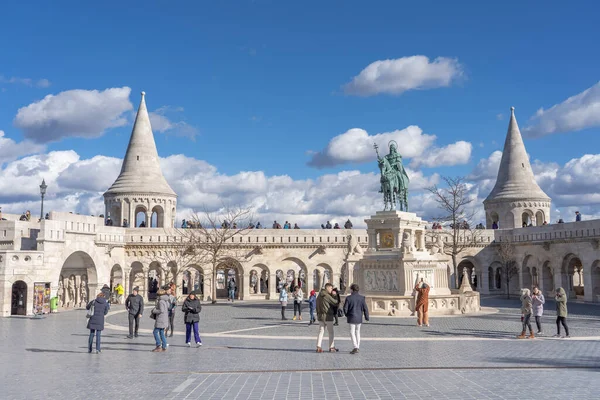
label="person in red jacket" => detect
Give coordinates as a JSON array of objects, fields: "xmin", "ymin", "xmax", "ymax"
[{"xmin": 415, "ymin": 280, "xmax": 430, "ymax": 327}]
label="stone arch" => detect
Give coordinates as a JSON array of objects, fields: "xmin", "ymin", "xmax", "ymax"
[
  {"xmin": 11, "ymin": 280, "xmax": 28, "ymax": 316},
  {"xmin": 135, "ymin": 205, "xmax": 148, "ymax": 227},
  {"xmin": 148, "ymin": 261, "xmax": 163, "ymax": 300},
  {"xmin": 591, "ymin": 260, "xmax": 600, "ymax": 302},
  {"xmin": 315, "ymin": 263, "xmax": 333, "ymax": 289},
  {"xmin": 522, "ymin": 209, "xmax": 534, "ymax": 227},
  {"xmin": 248, "ymin": 263, "xmax": 269, "ymax": 296},
  {"xmin": 561, "ymin": 253, "xmax": 583, "ymax": 297},
  {"xmin": 489, "ymin": 211, "xmax": 500, "ymax": 228},
  {"xmin": 490, "ymin": 261, "xmax": 503, "ymax": 290},
  {"xmin": 521, "ymin": 255, "xmax": 534, "ymax": 290},
  {"xmin": 107, "ymin": 201, "xmax": 122, "ymax": 227},
  {"xmin": 282, "ymin": 257, "xmax": 308, "ymax": 290},
  {"xmin": 151, "ymin": 205, "xmax": 165, "ymax": 228},
  {"xmin": 542, "ymin": 261, "xmax": 554, "ymax": 294},
  {"xmin": 185, "ymin": 264, "xmax": 206, "ymax": 298},
  {"xmin": 535, "ymin": 210, "xmax": 545, "ymax": 226},
  {"xmin": 216, "ymin": 258, "xmax": 244, "ymax": 300},
  {"xmin": 457, "ymin": 258, "xmax": 478, "ymax": 290},
  {"xmin": 129, "ymin": 261, "xmax": 146, "ymax": 298},
  {"xmin": 57, "ymin": 251, "xmax": 98, "ymax": 309}
]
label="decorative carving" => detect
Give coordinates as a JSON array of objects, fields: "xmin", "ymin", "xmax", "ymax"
[
  {"xmin": 402, "ymin": 231, "xmax": 415, "ymax": 254},
  {"xmin": 250, "ymin": 270, "xmax": 258, "ymax": 294},
  {"xmin": 543, "ymin": 242, "xmax": 551, "ymax": 251},
  {"xmin": 346, "ymin": 234, "xmax": 364, "ymax": 256},
  {"xmin": 430, "ymin": 234, "xmax": 445, "ymax": 255},
  {"xmin": 591, "ymin": 239, "xmax": 600, "ymax": 250}
]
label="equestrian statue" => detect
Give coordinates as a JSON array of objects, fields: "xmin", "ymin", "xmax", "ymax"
[{"xmin": 374, "ymin": 140, "xmax": 410, "ymax": 211}]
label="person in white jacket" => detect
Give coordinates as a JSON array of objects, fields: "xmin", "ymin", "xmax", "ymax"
[
  {"xmin": 531, "ymin": 286, "xmax": 545, "ymax": 334},
  {"xmin": 293, "ymin": 287, "xmax": 304, "ymax": 321}
]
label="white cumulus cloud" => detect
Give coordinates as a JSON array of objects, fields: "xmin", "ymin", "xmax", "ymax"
[
  {"xmin": 14, "ymin": 87, "xmax": 133, "ymax": 143},
  {"xmin": 410, "ymin": 141, "xmax": 472, "ymax": 168},
  {"xmin": 343, "ymin": 56, "xmax": 463, "ymax": 96},
  {"xmin": 0, "ymin": 75, "xmax": 51, "ymax": 88},
  {"xmin": 0, "ymin": 130, "xmax": 46, "ymax": 165},
  {"xmin": 523, "ymin": 81, "xmax": 600, "ymax": 137},
  {"xmin": 149, "ymin": 105, "xmax": 198, "ymax": 140},
  {"xmin": 308, "ymin": 126, "xmax": 471, "ymax": 169}
]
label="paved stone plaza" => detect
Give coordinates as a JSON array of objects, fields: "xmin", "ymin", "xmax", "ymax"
[{"xmin": 1, "ymin": 296, "xmax": 599, "ymax": 399}]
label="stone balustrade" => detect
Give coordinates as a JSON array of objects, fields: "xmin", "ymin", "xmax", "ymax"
[{"xmin": 496, "ymin": 220, "xmax": 600, "ymax": 243}]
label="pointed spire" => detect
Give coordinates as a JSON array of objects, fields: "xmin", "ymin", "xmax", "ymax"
[
  {"xmin": 484, "ymin": 107, "xmax": 549, "ymax": 203},
  {"xmin": 105, "ymin": 92, "xmax": 176, "ymax": 196}
]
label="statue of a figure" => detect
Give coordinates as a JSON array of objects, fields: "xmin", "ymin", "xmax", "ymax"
[
  {"xmin": 67, "ymin": 278, "xmax": 75, "ymax": 308},
  {"xmin": 374, "ymin": 141, "xmax": 410, "ymax": 211},
  {"xmin": 250, "ymin": 271, "xmax": 258, "ymax": 294},
  {"xmin": 402, "ymin": 231, "xmax": 415, "ymax": 254},
  {"xmin": 57, "ymin": 280, "xmax": 64, "ymax": 307},
  {"xmin": 430, "ymin": 234, "xmax": 445, "ymax": 255},
  {"xmin": 346, "ymin": 234, "xmax": 364, "ymax": 256},
  {"xmin": 79, "ymin": 282, "xmax": 88, "ymax": 307}
]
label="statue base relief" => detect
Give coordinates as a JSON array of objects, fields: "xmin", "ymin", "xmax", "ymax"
[{"xmin": 353, "ymin": 210, "xmax": 481, "ymax": 316}]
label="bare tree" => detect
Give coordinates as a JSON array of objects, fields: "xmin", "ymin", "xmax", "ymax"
[
  {"xmin": 187, "ymin": 206, "xmax": 254, "ymax": 304},
  {"xmin": 426, "ymin": 176, "xmax": 482, "ymax": 288},
  {"xmin": 496, "ymin": 238, "xmax": 519, "ymax": 299},
  {"xmin": 142, "ymin": 231, "xmax": 206, "ymax": 298}
]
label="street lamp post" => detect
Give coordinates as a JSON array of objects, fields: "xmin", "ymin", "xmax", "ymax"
[{"xmin": 39, "ymin": 179, "xmax": 47, "ymax": 220}]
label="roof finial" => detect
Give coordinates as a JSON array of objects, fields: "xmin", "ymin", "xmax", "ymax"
[
  {"xmin": 141, "ymin": 91, "xmax": 146, "ymax": 97},
  {"xmin": 510, "ymin": 106, "xmax": 515, "ymax": 113}
]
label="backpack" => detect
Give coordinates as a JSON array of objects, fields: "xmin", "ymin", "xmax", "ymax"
[{"xmin": 86, "ymin": 301, "xmax": 95, "ymax": 318}]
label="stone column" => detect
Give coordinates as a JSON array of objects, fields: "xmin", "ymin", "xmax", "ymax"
[
  {"xmin": 583, "ymin": 262, "xmax": 593, "ymax": 302},
  {"xmin": 393, "ymin": 229, "xmax": 401, "ymax": 249},
  {"xmin": 269, "ymin": 272, "xmax": 277, "ymax": 301},
  {"xmin": 480, "ymin": 265, "xmax": 490, "ymax": 295},
  {"xmin": 145, "ymin": 211, "xmax": 152, "ymax": 228},
  {"xmin": 418, "ymin": 230, "xmax": 426, "ymax": 251},
  {"xmin": 367, "ymin": 229, "xmax": 377, "ymax": 250},
  {"xmin": 142, "ymin": 267, "xmax": 149, "ymax": 301},
  {"xmin": 332, "ymin": 271, "xmax": 341, "ymax": 290}
]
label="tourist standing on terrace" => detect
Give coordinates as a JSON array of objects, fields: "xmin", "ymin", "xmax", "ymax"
[
  {"xmin": 531, "ymin": 286, "xmax": 545, "ymax": 335},
  {"xmin": 415, "ymin": 280, "xmax": 430, "ymax": 327},
  {"xmin": 86, "ymin": 292, "xmax": 109, "ymax": 354},
  {"xmin": 518, "ymin": 288, "xmax": 534, "ymax": 339},
  {"xmin": 316, "ymin": 283, "xmax": 339, "ymax": 353},
  {"xmin": 125, "ymin": 286, "xmax": 144, "ymax": 338},
  {"xmin": 554, "ymin": 288, "xmax": 570, "ymax": 338},
  {"xmin": 166, "ymin": 285, "xmax": 177, "ymax": 337},
  {"xmin": 151, "ymin": 288, "xmax": 169, "ymax": 352},
  {"xmin": 279, "ymin": 283, "xmax": 289, "ymax": 320},
  {"xmin": 343, "ymin": 283, "xmax": 369, "ymax": 354},
  {"xmin": 182, "ymin": 291, "xmax": 202, "ymax": 347},
  {"xmin": 293, "ymin": 286, "xmax": 303, "ymax": 321}
]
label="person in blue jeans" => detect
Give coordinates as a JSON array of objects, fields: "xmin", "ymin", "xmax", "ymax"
[
  {"xmin": 86, "ymin": 292, "xmax": 109, "ymax": 354},
  {"xmin": 307, "ymin": 289, "xmax": 317, "ymax": 325},
  {"xmin": 228, "ymin": 278, "xmax": 236, "ymax": 302},
  {"xmin": 152, "ymin": 289, "xmax": 170, "ymax": 352},
  {"xmin": 182, "ymin": 291, "xmax": 203, "ymax": 347}
]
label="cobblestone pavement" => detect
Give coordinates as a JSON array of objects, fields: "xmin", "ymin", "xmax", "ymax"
[{"xmin": 1, "ymin": 296, "xmax": 599, "ymax": 399}]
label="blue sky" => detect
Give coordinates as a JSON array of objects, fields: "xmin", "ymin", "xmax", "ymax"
[{"xmin": 1, "ymin": 1, "xmax": 599, "ymax": 225}]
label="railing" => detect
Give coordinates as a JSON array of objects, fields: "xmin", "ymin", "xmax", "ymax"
[{"xmin": 495, "ymin": 220, "xmax": 600, "ymax": 243}]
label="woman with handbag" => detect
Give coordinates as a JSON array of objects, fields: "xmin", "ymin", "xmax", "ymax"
[
  {"xmin": 182, "ymin": 291, "xmax": 202, "ymax": 347},
  {"xmin": 151, "ymin": 288, "xmax": 170, "ymax": 352},
  {"xmin": 86, "ymin": 292, "xmax": 109, "ymax": 354}
]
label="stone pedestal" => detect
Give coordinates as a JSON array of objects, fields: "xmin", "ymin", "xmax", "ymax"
[{"xmin": 356, "ymin": 211, "xmax": 481, "ymax": 316}]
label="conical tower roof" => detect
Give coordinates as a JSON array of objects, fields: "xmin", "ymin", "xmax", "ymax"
[
  {"xmin": 484, "ymin": 107, "xmax": 549, "ymax": 203},
  {"xmin": 105, "ymin": 92, "xmax": 176, "ymax": 197}
]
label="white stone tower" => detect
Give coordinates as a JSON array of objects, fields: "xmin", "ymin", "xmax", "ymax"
[
  {"xmin": 103, "ymin": 92, "xmax": 177, "ymax": 228},
  {"xmin": 483, "ymin": 107, "xmax": 550, "ymax": 229}
]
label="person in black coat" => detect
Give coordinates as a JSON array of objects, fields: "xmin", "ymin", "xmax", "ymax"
[
  {"xmin": 343, "ymin": 283, "xmax": 370, "ymax": 354},
  {"xmin": 86, "ymin": 292, "xmax": 109, "ymax": 353},
  {"xmin": 125, "ymin": 287, "xmax": 144, "ymax": 338},
  {"xmin": 332, "ymin": 288, "xmax": 341, "ymax": 326},
  {"xmin": 182, "ymin": 291, "xmax": 202, "ymax": 347}
]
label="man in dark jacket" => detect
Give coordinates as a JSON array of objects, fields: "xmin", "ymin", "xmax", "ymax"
[
  {"xmin": 316, "ymin": 283, "xmax": 339, "ymax": 353},
  {"xmin": 343, "ymin": 283, "xmax": 370, "ymax": 354},
  {"xmin": 125, "ymin": 287, "xmax": 144, "ymax": 338}
]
